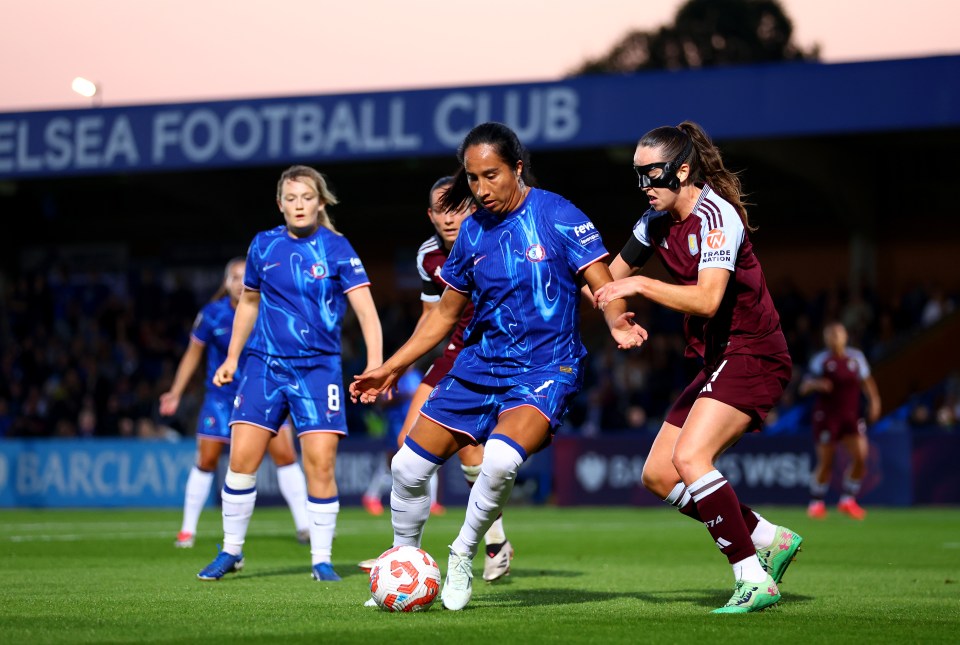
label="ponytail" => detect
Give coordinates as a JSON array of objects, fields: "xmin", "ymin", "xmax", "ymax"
[
  {"xmin": 437, "ymin": 168, "xmax": 476, "ymax": 214},
  {"xmin": 676, "ymin": 121, "xmax": 753, "ymax": 231}
]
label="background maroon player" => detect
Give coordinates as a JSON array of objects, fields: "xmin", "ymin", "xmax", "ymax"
[{"xmin": 800, "ymin": 321, "xmax": 881, "ymax": 520}]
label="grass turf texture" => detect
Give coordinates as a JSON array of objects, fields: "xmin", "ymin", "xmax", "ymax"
[{"xmin": 2, "ymin": 507, "xmax": 958, "ymax": 643}]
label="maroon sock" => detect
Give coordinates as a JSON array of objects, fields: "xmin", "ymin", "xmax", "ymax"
[
  {"xmin": 689, "ymin": 471, "xmax": 755, "ymax": 564},
  {"xmin": 740, "ymin": 503, "xmax": 759, "ymax": 534},
  {"xmin": 678, "ymin": 498, "xmax": 759, "ymax": 536}
]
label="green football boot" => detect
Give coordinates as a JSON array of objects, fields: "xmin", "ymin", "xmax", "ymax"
[
  {"xmin": 712, "ymin": 575, "xmax": 781, "ymax": 614},
  {"xmin": 757, "ymin": 526, "xmax": 803, "ymax": 584}
]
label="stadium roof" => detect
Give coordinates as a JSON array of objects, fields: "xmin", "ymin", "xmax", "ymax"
[{"xmin": 1, "ymin": 55, "xmax": 958, "ymax": 180}]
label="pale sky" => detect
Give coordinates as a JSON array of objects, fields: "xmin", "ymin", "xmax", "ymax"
[{"xmin": 2, "ymin": 0, "xmax": 957, "ymax": 112}]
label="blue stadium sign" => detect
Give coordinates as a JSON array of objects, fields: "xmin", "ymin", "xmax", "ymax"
[{"xmin": 1, "ymin": 56, "xmax": 958, "ymax": 179}]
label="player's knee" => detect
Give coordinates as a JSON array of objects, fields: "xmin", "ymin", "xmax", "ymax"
[
  {"xmin": 481, "ymin": 438, "xmax": 525, "ymax": 483},
  {"xmin": 268, "ymin": 441, "xmax": 296, "ymax": 466},
  {"xmin": 461, "ymin": 463, "xmax": 482, "ymax": 484},
  {"xmin": 391, "ymin": 444, "xmax": 437, "ymax": 492},
  {"xmin": 305, "ymin": 468, "xmax": 336, "ymax": 490},
  {"xmin": 670, "ymin": 447, "xmax": 702, "ymax": 483},
  {"xmin": 269, "ymin": 443, "xmax": 296, "ymax": 467},
  {"xmin": 818, "ymin": 453, "xmax": 835, "ymax": 471},
  {"xmin": 302, "ymin": 449, "xmax": 335, "ymax": 474},
  {"xmin": 224, "ymin": 469, "xmax": 256, "ymax": 491},
  {"xmin": 640, "ymin": 464, "xmax": 673, "ymax": 498}
]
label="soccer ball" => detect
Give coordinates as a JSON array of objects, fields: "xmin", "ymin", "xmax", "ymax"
[{"xmin": 369, "ymin": 545, "xmax": 441, "ymax": 612}]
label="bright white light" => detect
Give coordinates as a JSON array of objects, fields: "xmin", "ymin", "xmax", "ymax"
[{"xmin": 71, "ymin": 77, "xmax": 98, "ymax": 98}]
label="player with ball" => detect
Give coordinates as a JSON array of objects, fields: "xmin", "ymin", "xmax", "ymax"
[{"xmin": 351, "ymin": 122, "xmax": 646, "ymax": 610}]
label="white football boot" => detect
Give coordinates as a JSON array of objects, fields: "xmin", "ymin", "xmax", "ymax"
[{"xmin": 440, "ymin": 546, "xmax": 474, "ymax": 610}]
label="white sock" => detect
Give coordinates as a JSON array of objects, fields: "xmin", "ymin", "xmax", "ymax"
[
  {"xmin": 732, "ymin": 555, "xmax": 768, "ymax": 583},
  {"xmin": 221, "ymin": 469, "xmax": 257, "ymax": 556},
  {"xmin": 429, "ymin": 472, "xmax": 439, "ymax": 506},
  {"xmin": 307, "ymin": 497, "xmax": 339, "ymax": 564},
  {"xmin": 180, "ymin": 466, "xmax": 214, "ymax": 535},
  {"xmin": 750, "ymin": 511, "xmax": 777, "ymax": 549},
  {"xmin": 810, "ymin": 477, "xmax": 829, "ymax": 499},
  {"xmin": 663, "ymin": 482, "xmax": 692, "ymax": 510},
  {"xmin": 452, "ymin": 437, "xmax": 525, "ymax": 558},
  {"xmin": 276, "ymin": 463, "xmax": 309, "ymax": 532},
  {"xmin": 485, "ymin": 515, "xmax": 506, "ymax": 545},
  {"xmin": 390, "ymin": 443, "xmax": 442, "ymax": 547},
  {"xmin": 841, "ymin": 476, "xmax": 862, "ymax": 501}
]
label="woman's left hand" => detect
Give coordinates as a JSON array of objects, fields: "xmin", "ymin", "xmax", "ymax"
[
  {"xmin": 594, "ymin": 278, "xmax": 639, "ymax": 311},
  {"xmin": 609, "ymin": 312, "xmax": 648, "ymax": 350}
]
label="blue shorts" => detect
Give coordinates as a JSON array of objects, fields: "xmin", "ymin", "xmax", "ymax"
[
  {"xmin": 230, "ymin": 353, "xmax": 348, "ymax": 436},
  {"xmin": 419, "ymin": 371, "xmax": 580, "ymax": 444},
  {"xmin": 385, "ymin": 405, "xmax": 408, "ymax": 448},
  {"xmin": 196, "ymin": 391, "xmax": 233, "ymax": 443}
]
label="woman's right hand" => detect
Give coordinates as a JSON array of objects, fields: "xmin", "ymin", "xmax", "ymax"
[
  {"xmin": 349, "ymin": 365, "xmax": 399, "ymax": 404},
  {"xmin": 158, "ymin": 391, "xmax": 180, "ymax": 416},
  {"xmin": 213, "ymin": 358, "xmax": 238, "ymax": 387}
]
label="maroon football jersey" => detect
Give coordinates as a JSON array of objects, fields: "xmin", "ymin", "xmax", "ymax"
[
  {"xmin": 630, "ymin": 185, "xmax": 788, "ymax": 365},
  {"xmin": 808, "ymin": 349, "xmax": 871, "ymax": 421},
  {"xmin": 416, "ymin": 234, "xmax": 473, "ymax": 353}
]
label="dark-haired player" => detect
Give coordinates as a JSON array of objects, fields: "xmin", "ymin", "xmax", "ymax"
[
  {"xmin": 594, "ymin": 121, "xmax": 802, "ymax": 613},
  {"xmin": 351, "ymin": 122, "xmax": 645, "ymax": 611},
  {"xmin": 359, "ymin": 176, "xmax": 514, "ymax": 586}
]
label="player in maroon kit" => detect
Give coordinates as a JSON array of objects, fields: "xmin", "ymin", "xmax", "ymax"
[
  {"xmin": 800, "ymin": 321, "xmax": 881, "ymax": 520},
  {"xmin": 593, "ymin": 121, "xmax": 802, "ymax": 613}
]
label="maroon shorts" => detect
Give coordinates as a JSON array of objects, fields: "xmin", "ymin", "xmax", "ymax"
[
  {"xmin": 421, "ymin": 350, "xmax": 459, "ymax": 388},
  {"xmin": 665, "ymin": 352, "xmax": 792, "ymax": 432},
  {"xmin": 812, "ymin": 412, "xmax": 866, "ymax": 444}
]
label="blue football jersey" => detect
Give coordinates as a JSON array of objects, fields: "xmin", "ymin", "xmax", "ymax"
[
  {"xmin": 243, "ymin": 225, "xmax": 371, "ymax": 360},
  {"xmin": 440, "ymin": 188, "xmax": 608, "ymax": 386},
  {"xmin": 190, "ymin": 296, "xmax": 245, "ymax": 396}
]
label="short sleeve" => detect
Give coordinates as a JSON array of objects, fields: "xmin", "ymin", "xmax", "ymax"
[
  {"xmin": 632, "ymin": 213, "xmax": 655, "ymax": 247},
  {"xmin": 190, "ymin": 308, "xmax": 211, "ymax": 345},
  {"xmin": 551, "ymin": 198, "xmax": 608, "ymax": 274},
  {"xmin": 808, "ymin": 352, "xmax": 826, "ymax": 377},
  {"xmin": 335, "ymin": 236, "xmax": 372, "ymax": 293},
  {"xmin": 243, "ymin": 239, "xmax": 261, "ymax": 292},
  {"xmin": 698, "ymin": 211, "xmax": 743, "ymax": 273},
  {"xmin": 852, "ymin": 350, "xmax": 871, "ymax": 379},
  {"xmin": 417, "ymin": 247, "xmax": 442, "ymax": 303}
]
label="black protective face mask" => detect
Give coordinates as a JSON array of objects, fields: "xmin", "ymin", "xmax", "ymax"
[{"xmin": 633, "ymin": 140, "xmax": 693, "ymax": 190}]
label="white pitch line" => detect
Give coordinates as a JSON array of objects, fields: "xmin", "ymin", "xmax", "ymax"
[
  {"xmin": 3, "ymin": 525, "xmax": 369, "ymax": 543},
  {"xmin": 4, "ymin": 521, "xmax": 183, "ymax": 531}
]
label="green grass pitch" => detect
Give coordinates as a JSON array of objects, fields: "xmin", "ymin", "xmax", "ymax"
[{"xmin": 2, "ymin": 507, "xmax": 958, "ymax": 643}]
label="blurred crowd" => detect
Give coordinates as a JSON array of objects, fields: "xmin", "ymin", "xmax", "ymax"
[{"xmin": 1, "ymin": 266, "xmax": 956, "ymax": 440}]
